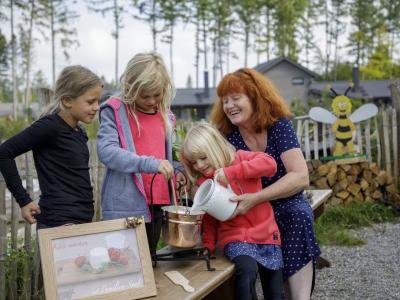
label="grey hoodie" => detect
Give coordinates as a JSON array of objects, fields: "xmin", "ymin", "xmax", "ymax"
[{"xmin": 97, "ymin": 98, "xmax": 176, "ymax": 221}]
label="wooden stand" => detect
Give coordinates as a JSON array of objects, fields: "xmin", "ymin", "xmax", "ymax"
[
  {"xmin": 151, "ymin": 255, "xmax": 234, "ymax": 300},
  {"xmin": 150, "ymin": 189, "xmax": 332, "ymax": 299},
  {"xmin": 306, "ymin": 189, "xmax": 333, "ymax": 270}
]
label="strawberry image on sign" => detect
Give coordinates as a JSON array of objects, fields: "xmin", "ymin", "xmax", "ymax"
[
  {"xmin": 74, "ymin": 256, "xmax": 87, "ymax": 268},
  {"xmin": 108, "ymin": 248, "xmax": 121, "ymax": 261}
]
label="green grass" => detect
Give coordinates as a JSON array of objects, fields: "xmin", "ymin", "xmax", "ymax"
[{"xmin": 315, "ymin": 201, "xmax": 399, "ymax": 246}]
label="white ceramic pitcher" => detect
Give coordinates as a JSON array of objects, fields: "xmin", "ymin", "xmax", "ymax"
[{"xmin": 191, "ymin": 179, "xmax": 237, "ymax": 221}]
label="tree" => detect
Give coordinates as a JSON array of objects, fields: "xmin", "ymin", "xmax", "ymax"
[
  {"xmin": 232, "ymin": 0, "xmax": 259, "ymax": 67},
  {"xmin": 0, "ymin": 30, "xmax": 10, "ymax": 103},
  {"xmin": 273, "ymin": 0, "xmax": 308, "ymax": 60},
  {"xmin": 208, "ymin": 0, "xmax": 232, "ymax": 83},
  {"xmin": 10, "ymin": 0, "xmax": 18, "ymax": 118},
  {"xmin": 190, "ymin": 0, "xmax": 213, "ymax": 87},
  {"xmin": 134, "ymin": 0, "xmax": 164, "ymax": 51},
  {"xmin": 0, "ymin": 30, "xmax": 8, "ymax": 78},
  {"xmin": 17, "ymin": 0, "xmax": 41, "ymax": 109},
  {"xmin": 299, "ymin": 0, "xmax": 322, "ymax": 68},
  {"xmin": 186, "ymin": 74, "xmax": 192, "ymax": 88},
  {"xmin": 87, "ymin": 0, "xmax": 126, "ymax": 84},
  {"xmin": 361, "ymin": 43, "xmax": 400, "ymax": 79},
  {"xmin": 379, "ymin": 0, "xmax": 400, "ymax": 78},
  {"xmin": 347, "ymin": 0, "xmax": 379, "ymax": 67},
  {"xmin": 39, "ymin": 0, "xmax": 79, "ymax": 86},
  {"xmin": 330, "ymin": 0, "xmax": 348, "ymax": 80},
  {"xmin": 254, "ymin": 0, "xmax": 276, "ymax": 63},
  {"xmin": 160, "ymin": 0, "xmax": 188, "ymax": 80}
]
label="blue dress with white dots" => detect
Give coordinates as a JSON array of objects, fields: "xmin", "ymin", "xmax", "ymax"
[{"xmin": 227, "ymin": 117, "xmax": 321, "ymax": 280}]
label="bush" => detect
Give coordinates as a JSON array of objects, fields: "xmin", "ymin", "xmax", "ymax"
[{"xmin": 0, "ymin": 116, "xmax": 31, "ymax": 140}]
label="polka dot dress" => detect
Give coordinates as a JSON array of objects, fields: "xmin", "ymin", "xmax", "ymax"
[
  {"xmin": 227, "ymin": 118, "xmax": 321, "ymax": 280},
  {"xmin": 225, "ymin": 243, "xmax": 283, "ymax": 270}
]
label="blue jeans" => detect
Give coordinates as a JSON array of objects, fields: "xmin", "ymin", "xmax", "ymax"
[{"xmin": 232, "ymin": 255, "xmax": 283, "ymax": 300}]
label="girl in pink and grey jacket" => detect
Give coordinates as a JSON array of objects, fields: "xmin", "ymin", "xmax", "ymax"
[
  {"xmin": 180, "ymin": 122, "xmax": 284, "ymax": 300},
  {"xmin": 97, "ymin": 52, "xmax": 184, "ymax": 255}
]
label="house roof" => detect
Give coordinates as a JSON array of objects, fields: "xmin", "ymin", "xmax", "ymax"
[
  {"xmin": 172, "ymin": 87, "xmax": 217, "ymax": 107},
  {"xmin": 309, "ymin": 80, "xmax": 392, "ymax": 100},
  {"xmin": 254, "ymin": 56, "xmax": 318, "ymax": 78}
]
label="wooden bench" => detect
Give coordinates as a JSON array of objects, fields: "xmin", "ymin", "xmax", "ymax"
[{"xmin": 150, "ymin": 189, "xmax": 332, "ymax": 299}]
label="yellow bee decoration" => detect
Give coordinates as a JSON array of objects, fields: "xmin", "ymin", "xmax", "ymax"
[{"xmin": 309, "ymin": 87, "xmax": 378, "ymax": 156}]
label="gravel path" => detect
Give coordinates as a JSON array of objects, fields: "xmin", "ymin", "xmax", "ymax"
[
  {"xmin": 256, "ymin": 222, "xmax": 400, "ymax": 299},
  {"xmin": 312, "ymin": 222, "xmax": 400, "ymax": 300}
]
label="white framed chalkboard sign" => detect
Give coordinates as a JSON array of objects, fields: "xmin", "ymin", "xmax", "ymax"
[{"xmin": 38, "ymin": 217, "xmax": 156, "ymax": 300}]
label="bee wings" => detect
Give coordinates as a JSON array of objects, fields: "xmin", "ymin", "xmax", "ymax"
[
  {"xmin": 309, "ymin": 104, "xmax": 378, "ymax": 124},
  {"xmin": 349, "ymin": 104, "xmax": 378, "ymax": 123},
  {"xmin": 308, "ymin": 107, "xmax": 336, "ymax": 124}
]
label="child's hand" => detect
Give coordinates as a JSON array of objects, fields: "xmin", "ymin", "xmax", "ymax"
[
  {"xmin": 21, "ymin": 201, "xmax": 41, "ymax": 224},
  {"xmin": 214, "ymin": 168, "xmax": 228, "ymax": 185},
  {"xmin": 158, "ymin": 160, "xmax": 174, "ymax": 179}
]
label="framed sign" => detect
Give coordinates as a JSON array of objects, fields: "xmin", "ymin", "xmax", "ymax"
[{"xmin": 38, "ymin": 217, "xmax": 156, "ymax": 300}]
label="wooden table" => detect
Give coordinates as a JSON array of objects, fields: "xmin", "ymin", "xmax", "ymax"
[
  {"xmin": 149, "ymin": 189, "xmax": 332, "ymax": 299},
  {"xmin": 305, "ymin": 189, "xmax": 333, "ymax": 269},
  {"xmin": 306, "ymin": 189, "xmax": 332, "ymax": 219},
  {"xmin": 150, "ymin": 255, "xmax": 235, "ymax": 300}
]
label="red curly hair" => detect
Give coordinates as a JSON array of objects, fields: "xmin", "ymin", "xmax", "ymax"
[{"xmin": 210, "ymin": 68, "xmax": 292, "ymax": 135}]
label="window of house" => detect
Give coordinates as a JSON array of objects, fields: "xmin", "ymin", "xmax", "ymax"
[{"xmin": 292, "ymin": 77, "xmax": 304, "ymax": 85}]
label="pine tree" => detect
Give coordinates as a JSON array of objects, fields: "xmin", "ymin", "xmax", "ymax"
[{"xmin": 87, "ymin": 0, "xmax": 126, "ymax": 84}]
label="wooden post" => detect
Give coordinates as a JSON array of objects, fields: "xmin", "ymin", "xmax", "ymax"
[
  {"xmin": 10, "ymin": 196, "xmax": 18, "ymax": 300},
  {"xmin": 304, "ymin": 120, "xmax": 311, "ymax": 161},
  {"xmin": 89, "ymin": 139, "xmax": 102, "ymax": 222},
  {"xmin": 356, "ymin": 123, "xmax": 362, "ymax": 154},
  {"xmin": 382, "ymin": 108, "xmax": 392, "ymax": 176},
  {"xmin": 23, "ymin": 153, "xmax": 33, "ymax": 299},
  {"xmin": 374, "ymin": 116, "xmax": 382, "ymax": 168},
  {"xmin": 328, "ymin": 125, "xmax": 334, "ymax": 154},
  {"xmin": 365, "ymin": 119, "xmax": 371, "ymax": 159},
  {"xmin": 36, "ymin": 87, "xmax": 53, "ymax": 117},
  {"xmin": 96, "ymin": 164, "xmax": 104, "ymax": 222},
  {"xmin": 322, "ymin": 123, "xmax": 327, "ymax": 157},
  {"xmin": 390, "ymin": 81, "xmax": 400, "ymax": 188},
  {"xmin": 313, "ymin": 121, "xmax": 319, "ymax": 160},
  {"xmin": 0, "ymin": 174, "xmax": 7, "ymax": 300},
  {"xmin": 296, "ymin": 119, "xmax": 303, "ymax": 145},
  {"xmin": 392, "ymin": 108, "xmax": 398, "ymax": 187}
]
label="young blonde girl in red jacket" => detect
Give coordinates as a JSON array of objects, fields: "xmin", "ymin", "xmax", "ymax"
[{"xmin": 180, "ymin": 122, "xmax": 284, "ymax": 300}]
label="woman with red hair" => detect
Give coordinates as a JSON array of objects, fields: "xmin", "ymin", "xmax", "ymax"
[{"xmin": 211, "ymin": 68, "xmax": 320, "ymax": 300}]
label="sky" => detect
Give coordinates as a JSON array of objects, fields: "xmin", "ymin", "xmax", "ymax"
[
  {"xmin": 11, "ymin": 2, "xmax": 335, "ymax": 89},
  {"xmin": 27, "ymin": 2, "xmax": 262, "ymax": 89},
  {"xmin": 27, "ymin": 1, "xmax": 328, "ymax": 88}
]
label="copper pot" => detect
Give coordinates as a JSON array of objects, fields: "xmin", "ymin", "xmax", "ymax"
[{"xmin": 161, "ymin": 205, "xmax": 204, "ymax": 248}]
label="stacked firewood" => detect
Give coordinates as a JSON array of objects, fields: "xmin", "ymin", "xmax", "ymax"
[{"xmin": 307, "ymin": 159, "xmax": 400, "ymax": 209}]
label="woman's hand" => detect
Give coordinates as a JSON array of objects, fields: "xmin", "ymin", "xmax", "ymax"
[
  {"xmin": 158, "ymin": 160, "xmax": 174, "ymax": 179},
  {"xmin": 21, "ymin": 201, "xmax": 41, "ymax": 224},
  {"xmin": 229, "ymin": 193, "xmax": 259, "ymax": 218},
  {"xmin": 214, "ymin": 168, "xmax": 228, "ymax": 185}
]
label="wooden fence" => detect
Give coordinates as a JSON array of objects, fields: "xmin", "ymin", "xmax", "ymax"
[
  {"xmin": 293, "ymin": 106, "xmax": 399, "ymax": 188},
  {"xmin": 0, "ymin": 104, "xmax": 399, "ymax": 299},
  {"xmin": 0, "ymin": 142, "xmax": 105, "ymax": 300}
]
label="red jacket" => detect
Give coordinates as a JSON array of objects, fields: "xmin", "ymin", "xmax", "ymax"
[{"xmin": 199, "ymin": 150, "xmax": 281, "ymax": 253}]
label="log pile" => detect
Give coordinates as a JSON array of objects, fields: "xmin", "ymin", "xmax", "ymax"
[{"xmin": 307, "ymin": 159, "xmax": 400, "ymax": 209}]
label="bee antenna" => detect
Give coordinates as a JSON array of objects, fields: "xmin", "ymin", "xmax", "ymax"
[
  {"xmin": 330, "ymin": 88, "xmax": 338, "ymax": 96},
  {"xmin": 344, "ymin": 86, "xmax": 352, "ymax": 96}
]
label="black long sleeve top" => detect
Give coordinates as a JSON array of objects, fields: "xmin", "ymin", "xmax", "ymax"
[{"xmin": 0, "ymin": 114, "xmax": 94, "ymax": 227}]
